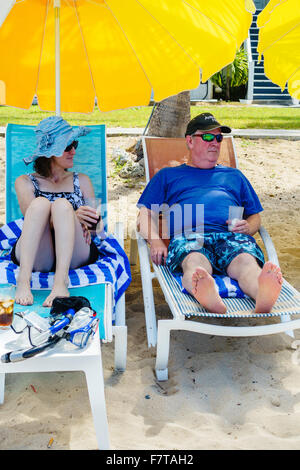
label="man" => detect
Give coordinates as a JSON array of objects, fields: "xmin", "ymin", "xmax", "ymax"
[{"xmin": 137, "ymin": 112, "xmax": 282, "ymax": 314}]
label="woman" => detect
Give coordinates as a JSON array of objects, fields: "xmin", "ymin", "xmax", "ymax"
[{"xmin": 12, "ymin": 116, "xmax": 101, "ymax": 307}]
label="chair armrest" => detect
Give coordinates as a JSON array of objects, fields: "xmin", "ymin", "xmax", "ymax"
[
  {"xmin": 259, "ymin": 225, "xmax": 280, "ymax": 267},
  {"xmin": 136, "ymin": 231, "xmax": 150, "ymax": 250}
]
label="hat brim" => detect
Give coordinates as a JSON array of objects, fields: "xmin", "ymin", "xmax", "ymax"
[
  {"xmin": 24, "ymin": 126, "xmax": 91, "ymax": 165},
  {"xmin": 185, "ymin": 124, "xmax": 232, "ymax": 136},
  {"xmin": 205, "ymin": 124, "xmax": 232, "ymax": 133}
]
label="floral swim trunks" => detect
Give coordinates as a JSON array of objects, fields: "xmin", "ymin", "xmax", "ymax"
[{"xmin": 166, "ymin": 232, "xmax": 265, "ymax": 274}]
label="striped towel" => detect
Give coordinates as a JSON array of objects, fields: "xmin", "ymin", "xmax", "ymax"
[
  {"xmin": 0, "ymin": 218, "xmax": 131, "ymax": 306},
  {"xmin": 172, "ymin": 272, "xmax": 246, "ymax": 298}
]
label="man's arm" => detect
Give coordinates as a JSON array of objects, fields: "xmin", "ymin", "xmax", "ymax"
[
  {"xmin": 230, "ymin": 213, "xmax": 261, "ymax": 236},
  {"xmin": 137, "ymin": 206, "xmax": 168, "ymax": 265}
]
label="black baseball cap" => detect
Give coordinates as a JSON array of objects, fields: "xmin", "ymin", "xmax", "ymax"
[{"xmin": 185, "ymin": 112, "xmax": 231, "ymax": 136}]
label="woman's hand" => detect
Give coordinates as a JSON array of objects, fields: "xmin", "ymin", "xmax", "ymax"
[
  {"xmin": 75, "ymin": 205, "xmax": 99, "ymax": 228},
  {"xmin": 81, "ymin": 222, "xmax": 91, "ymax": 245}
]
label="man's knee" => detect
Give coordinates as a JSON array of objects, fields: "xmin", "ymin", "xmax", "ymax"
[
  {"xmin": 227, "ymin": 252, "xmax": 260, "ymax": 278},
  {"xmin": 181, "ymin": 251, "xmax": 212, "ymax": 274}
]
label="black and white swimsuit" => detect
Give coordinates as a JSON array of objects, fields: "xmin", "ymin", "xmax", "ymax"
[
  {"xmin": 28, "ymin": 172, "xmax": 85, "ymax": 209},
  {"xmin": 10, "ymin": 172, "xmax": 99, "ymax": 268}
]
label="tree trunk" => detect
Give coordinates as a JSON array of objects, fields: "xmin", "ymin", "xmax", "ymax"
[
  {"xmin": 147, "ymin": 91, "xmax": 191, "ymax": 138},
  {"xmin": 133, "ymin": 91, "xmax": 191, "ymax": 160}
]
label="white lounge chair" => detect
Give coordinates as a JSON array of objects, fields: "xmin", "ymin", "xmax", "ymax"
[{"xmin": 132, "ymin": 136, "xmax": 300, "ymax": 381}]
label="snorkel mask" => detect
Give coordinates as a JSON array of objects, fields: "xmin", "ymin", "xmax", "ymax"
[{"xmin": 1, "ymin": 296, "xmax": 99, "ymax": 363}]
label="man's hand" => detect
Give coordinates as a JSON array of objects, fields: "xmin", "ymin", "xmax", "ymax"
[
  {"xmin": 149, "ymin": 239, "xmax": 168, "ymax": 266},
  {"xmin": 226, "ymin": 214, "xmax": 261, "ymax": 236},
  {"xmin": 226, "ymin": 213, "xmax": 261, "ymax": 236},
  {"xmin": 228, "ymin": 219, "xmax": 251, "ymax": 235}
]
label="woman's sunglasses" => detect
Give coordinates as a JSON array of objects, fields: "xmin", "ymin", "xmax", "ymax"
[
  {"xmin": 64, "ymin": 140, "xmax": 78, "ymax": 152},
  {"xmin": 192, "ymin": 133, "xmax": 223, "ymax": 143}
]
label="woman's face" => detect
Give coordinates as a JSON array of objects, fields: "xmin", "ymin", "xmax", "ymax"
[{"xmin": 52, "ymin": 144, "xmax": 76, "ymax": 169}]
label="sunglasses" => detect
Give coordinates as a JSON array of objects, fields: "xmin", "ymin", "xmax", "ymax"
[
  {"xmin": 64, "ymin": 140, "xmax": 78, "ymax": 152},
  {"xmin": 192, "ymin": 133, "xmax": 223, "ymax": 143}
]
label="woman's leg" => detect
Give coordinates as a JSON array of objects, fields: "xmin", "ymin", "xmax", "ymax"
[
  {"xmin": 43, "ymin": 198, "xmax": 91, "ymax": 307},
  {"xmin": 181, "ymin": 252, "xmax": 227, "ymax": 314},
  {"xmin": 15, "ymin": 197, "xmax": 55, "ymax": 305}
]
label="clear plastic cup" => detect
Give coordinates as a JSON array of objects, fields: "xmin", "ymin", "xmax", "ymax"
[
  {"xmin": 228, "ymin": 206, "xmax": 244, "ymax": 231},
  {"xmin": 85, "ymin": 197, "xmax": 102, "ymax": 233},
  {"xmin": 0, "ymin": 284, "xmax": 15, "ymax": 328}
]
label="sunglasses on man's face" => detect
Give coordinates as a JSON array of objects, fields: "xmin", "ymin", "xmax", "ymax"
[
  {"xmin": 192, "ymin": 133, "xmax": 223, "ymax": 143},
  {"xmin": 64, "ymin": 140, "xmax": 78, "ymax": 152}
]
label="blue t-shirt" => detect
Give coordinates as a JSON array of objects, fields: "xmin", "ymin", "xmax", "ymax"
[{"xmin": 137, "ymin": 164, "xmax": 263, "ymax": 238}]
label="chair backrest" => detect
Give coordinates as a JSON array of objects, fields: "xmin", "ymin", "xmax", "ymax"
[
  {"xmin": 5, "ymin": 123, "xmax": 107, "ymax": 229},
  {"xmin": 142, "ymin": 135, "xmax": 238, "ymax": 182}
]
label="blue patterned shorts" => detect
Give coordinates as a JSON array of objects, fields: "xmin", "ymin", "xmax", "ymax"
[{"xmin": 166, "ymin": 232, "xmax": 265, "ymax": 274}]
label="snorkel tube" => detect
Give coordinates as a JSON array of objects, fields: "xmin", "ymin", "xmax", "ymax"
[{"xmin": 1, "ymin": 335, "xmax": 61, "ymax": 363}]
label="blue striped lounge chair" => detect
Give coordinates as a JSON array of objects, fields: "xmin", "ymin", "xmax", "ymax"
[
  {"xmin": 132, "ymin": 136, "xmax": 300, "ymax": 381},
  {"xmin": 1, "ymin": 123, "xmax": 131, "ymax": 370}
]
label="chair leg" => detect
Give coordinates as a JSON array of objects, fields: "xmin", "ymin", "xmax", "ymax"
[
  {"xmin": 138, "ymin": 237, "xmax": 157, "ymax": 347},
  {"xmin": 155, "ymin": 320, "xmax": 171, "ymax": 381},
  {"xmin": 84, "ymin": 353, "xmax": 110, "ymax": 450},
  {"xmin": 129, "ymin": 235, "xmax": 138, "ymax": 265},
  {"xmin": 113, "ymin": 325, "xmax": 127, "ymax": 371},
  {"xmin": 0, "ymin": 373, "xmax": 5, "ymax": 405},
  {"xmin": 281, "ymin": 314, "xmax": 295, "ymax": 338}
]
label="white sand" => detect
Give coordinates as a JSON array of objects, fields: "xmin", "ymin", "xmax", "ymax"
[{"xmin": 0, "ymin": 135, "xmax": 300, "ymax": 450}]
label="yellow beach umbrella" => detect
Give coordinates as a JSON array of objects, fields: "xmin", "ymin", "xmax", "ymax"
[
  {"xmin": 0, "ymin": 0, "xmax": 255, "ymax": 114},
  {"xmin": 257, "ymin": 0, "xmax": 300, "ymax": 100}
]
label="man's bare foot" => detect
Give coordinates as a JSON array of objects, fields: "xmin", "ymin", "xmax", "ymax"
[
  {"xmin": 255, "ymin": 261, "xmax": 283, "ymax": 313},
  {"xmin": 43, "ymin": 282, "xmax": 69, "ymax": 307},
  {"xmin": 191, "ymin": 268, "xmax": 227, "ymax": 314},
  {"xmin": 15, "ymin": 280, "xmax": 33, "ymax": 306}
]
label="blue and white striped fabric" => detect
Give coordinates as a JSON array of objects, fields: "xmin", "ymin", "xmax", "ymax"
[
  {"xmin": 0, "ymin": 218, "xmax": 131, "ymax": 305},
  {"xmin": 172, "ymin": 272, "xmax": 246, "ymax": 298}
]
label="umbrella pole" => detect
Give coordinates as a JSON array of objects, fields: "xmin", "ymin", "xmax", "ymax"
[{"xmin": 54, "ymin": 0, "xmax": 61, "ymax": 116}]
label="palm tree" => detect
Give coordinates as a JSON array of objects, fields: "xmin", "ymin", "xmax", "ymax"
[
  {"xmin": 134, "ymin": 91, "xmax": 191, "ymax": 161},
  {"xmin": 211, "ymin": 47, "xmax": 248, "ymax": 101},
  {"xmin": 147, "ymin": 91, "xmax": 191, "ymax": 137}
]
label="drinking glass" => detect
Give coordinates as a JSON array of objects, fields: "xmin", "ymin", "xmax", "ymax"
[
  {"xmin": 228, "ymin": 206, "xmax": 244, "ymax": 231},
  {"xmin": 85, "ymin": 197, "xmax": 102, "ymax": 233},
  {"xmin": 0, "ymin": 284, "xmax": 15, "ymax": 329}
]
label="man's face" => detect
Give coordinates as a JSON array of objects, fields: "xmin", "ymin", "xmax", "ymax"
[{"xmin": 186, "ymin": 128, "xmax": 222, "ymax": 169}]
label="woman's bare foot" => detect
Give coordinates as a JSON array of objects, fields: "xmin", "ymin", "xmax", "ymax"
[
  {"xmin": 15, "ymin": 279, "xmax": 33, "ymax": 306},
  {"xmin": 255, "ymin": 261, "xmax": 283, "ymax": 313},
  {"xmin": 192, "ymin": 268, "xmax": 227, "ymax": 314},
  {"xmin": 43, "ymin": 281, "xmax": 69, "ymax": 307}
]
